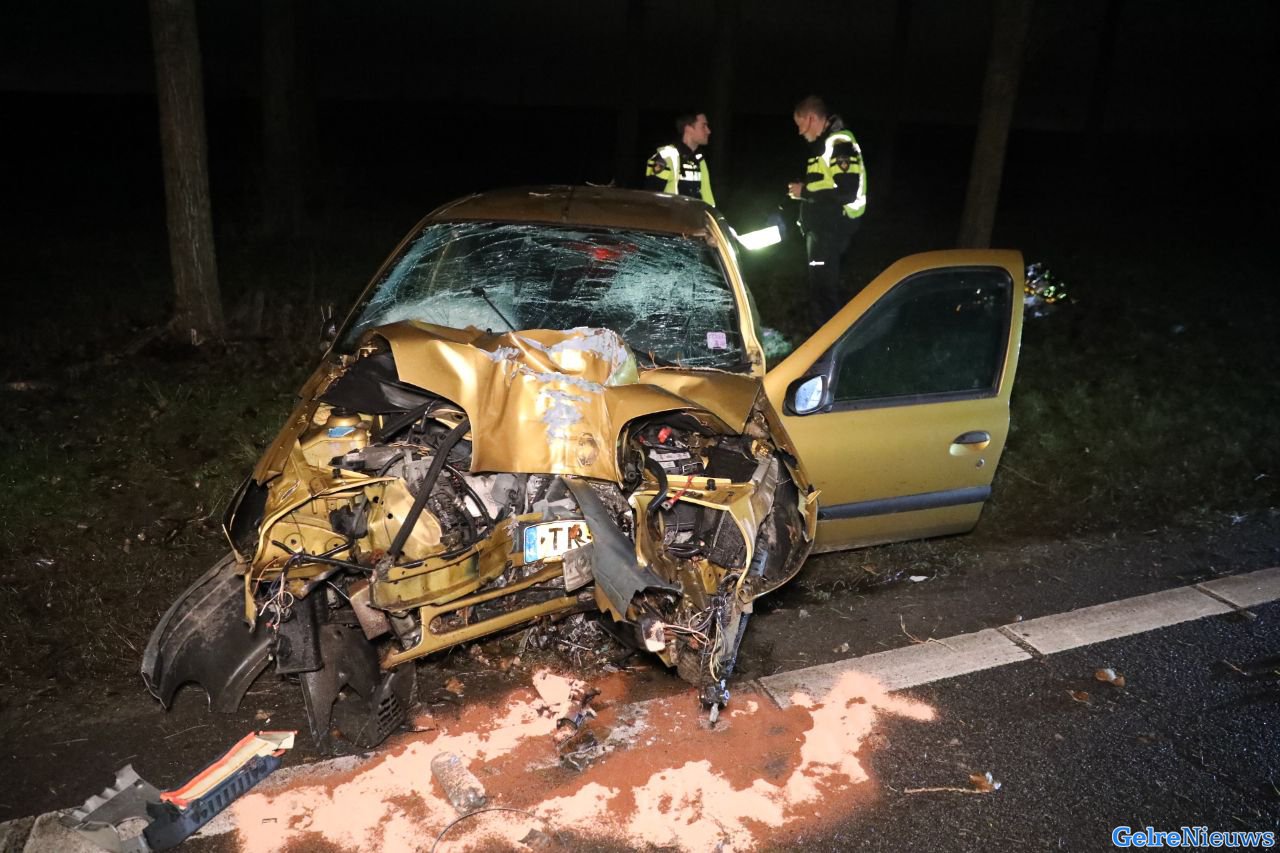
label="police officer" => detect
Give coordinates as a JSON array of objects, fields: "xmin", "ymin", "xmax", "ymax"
[
  {"xmin": 787, "ymin": 96, "xmax": 867, "ymax": 327},
  {"xmin": 645, "ymin": 113, "xmax": 716, "ymax": 206}
]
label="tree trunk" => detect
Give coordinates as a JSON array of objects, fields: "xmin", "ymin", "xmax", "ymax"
[
  {"xmin": 613, "ymin": 0, "xmax": 645, "ymax": 187},
  {"xmin": 149, "ymin": 0, "xmax": 224, "ymax": 341},
  {"xmin": 956, "ymin": 0, "xmax": 1034, "ymax": 249},
  {"xmin": 709, "ymin": 0, "xmax": 737, "ymax": 198},
  {"xmin": 261, "ymin": 0, "xmax": 304, "ymax": 238}
]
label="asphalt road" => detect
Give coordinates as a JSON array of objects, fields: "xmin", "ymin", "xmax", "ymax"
[
  {"xmin": 4, "ymin": 562, "xmax": 1278, "ymax": 852},
  {"xmin": 801, "ymin": 602, "xmax": 1280, "ymax": 852}
]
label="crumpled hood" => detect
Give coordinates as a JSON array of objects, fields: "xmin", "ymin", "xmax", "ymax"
[
  {"xmin": 254, "ymin": 323, "xmax": 765, "ymax": 486},
  {"xmin": 372, "ymin": 322, "xmax": 762, "ymax": 482}
]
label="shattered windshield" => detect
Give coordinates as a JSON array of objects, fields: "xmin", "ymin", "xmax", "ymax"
[{"xmin": 340, "ymin": 222, "xmax": 746, "ymax": 369}]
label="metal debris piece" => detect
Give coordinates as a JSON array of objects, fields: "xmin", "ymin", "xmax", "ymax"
[
  {"xmin": 61, "ymin": 732, "xmax": 294, "ymax": 852},
  {"xmin": 557, "ymin": 728, "xmax": 600, "ymax": 771}
]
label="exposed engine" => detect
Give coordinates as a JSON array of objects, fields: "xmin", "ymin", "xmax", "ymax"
[{"xmin": 143, "ymin": 324, "xmax": 813, "ymax": 748}]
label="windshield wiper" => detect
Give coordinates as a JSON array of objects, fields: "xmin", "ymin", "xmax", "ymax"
[
  {"xmin": 635, "ymin": 350, "xmax": 681, "ymax": 368},
  {"xmin": 470, "ymin": 286, "xmax": 517, "ymax": 332}
]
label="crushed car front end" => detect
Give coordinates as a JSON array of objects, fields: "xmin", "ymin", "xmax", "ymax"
[{"xmin": 143, "ymin": 189, "xmax": 815, "ymax": 747}]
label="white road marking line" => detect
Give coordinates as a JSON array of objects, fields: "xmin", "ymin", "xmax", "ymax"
[
  {"xmin": 12, "ymin": 568, "xmax": 1279, "ymax": 850},
  {"xmin": 1004, "ymin": 586, "xmax": 1232, "ymax": 655},
  {"xmin": 763, "ymin": 566, "xmax": 1278, "ymax": 704},
  {"xmin": 1197, "ymin": 566, "xmax": 1280, "ymax": 609},
  {"xmin": 761, "ymin": 629, "xmax": 1029, "ymax": 708}
]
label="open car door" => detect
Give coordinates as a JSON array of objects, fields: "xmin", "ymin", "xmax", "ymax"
[{"xmin": 763, "ymin": 250, "xmax": 1024, "ymax": 553}]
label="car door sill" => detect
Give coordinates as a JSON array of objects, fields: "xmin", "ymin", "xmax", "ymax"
[{"xmin": 817, "ymin": 485, "xmax": 991, "ymax": 520}]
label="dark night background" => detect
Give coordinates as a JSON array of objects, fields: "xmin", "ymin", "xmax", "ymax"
[
  {"xmin": 1, "ymin": 0, "xmax": 1279, "ymax": 835},
  {"xmin": 3, "ymin": 0, "xmax": 1276, "ymax": 303}
]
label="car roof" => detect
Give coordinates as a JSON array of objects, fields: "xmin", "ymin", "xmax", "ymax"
[{"xmin": 428, "ymin": 186, "xmax": 712, "ymax": 236}]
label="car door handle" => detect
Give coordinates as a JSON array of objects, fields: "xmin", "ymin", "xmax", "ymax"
[{"xmin": 951, "ymin": 431, "xmax": 991, "ymax": 449}]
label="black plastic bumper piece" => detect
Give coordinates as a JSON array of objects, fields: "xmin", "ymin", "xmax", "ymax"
[{"xmin": 141, "ymin": 553, "xmax": 271, "ymax": 712}]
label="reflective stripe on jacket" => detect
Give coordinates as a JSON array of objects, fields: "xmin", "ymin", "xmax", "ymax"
[
  {"xmin": 803, "ymin": 128, "xmax": 867, "ymax": 220},
  {"xmin": 646, "ymin": 144, "xmax": 716, "ymax": 206}
]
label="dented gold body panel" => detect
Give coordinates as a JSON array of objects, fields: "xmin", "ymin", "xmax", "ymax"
[{"xmin": 238, "ymin": 323, "xmax": 814, "ymax": 664}]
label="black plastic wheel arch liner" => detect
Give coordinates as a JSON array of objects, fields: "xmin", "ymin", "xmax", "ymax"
[
  {"xmin": 299, "ymin": 621, "xmax": 416, "ymax": 749},
  {"xmin": 141, "ymin": 553, "xmax": 271, "ymax": 713}
]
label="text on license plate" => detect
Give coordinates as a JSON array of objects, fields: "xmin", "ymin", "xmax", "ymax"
[{"xmin": 523, "ymin": 521, "xmax": 592, "ymax": 563}]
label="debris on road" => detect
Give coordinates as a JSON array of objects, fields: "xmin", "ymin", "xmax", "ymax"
[
  {"xmin": 904, "ymin": 771, "xmax": 1002, "ymax": 796},
  {"xmin": 430, "ymin": 752, "xmax": 488, "ymax": 814},
  {"xmin": 216, "ymin": 670, "xmax": 934, "ymax": 851},
  {"xmin": 1094, "ymin": 667, "xmax": 1127, "ymax": 687},
  {"xmin": 969, "ymin": 771, "xmax": 1002, "ymax": 792},
  {"xmin": 62, "ymin": 730, "xmax": 294, "ymax": 851},
  {"xmin": 532, "ymin": 670, "xmax": 599, "ymax": 738},
  {"xmin": 556, "ymin": 728, "xmax": 601, "ymax": 771}
]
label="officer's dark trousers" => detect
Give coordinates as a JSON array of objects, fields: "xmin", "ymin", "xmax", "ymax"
[{"xmin": 803, "ymin": 219, "xmax": 860, "ymax": 328}]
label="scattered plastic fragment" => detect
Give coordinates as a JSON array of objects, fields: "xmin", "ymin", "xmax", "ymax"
[
  {"xmin": 1094, "ymin": 667, "xmax": 1127, "ymax": 688},
  {"xmin": 969, "ymin": 771, "xmax": 1002, "ymax": 792},
  {"xmin": 160, "ymin": 731, "xmax": 295, "ymax": 808},
  {"xmin": 62, "ymin": 731, "xmax": 294, "ymax": 851},
  {"xmin": 908, "ymin": 575, "xmax": 928, "ymax": 583},
  {"xmin": 1069, "ymin": 689, "xmax": 1091, "ymax": 703},
  {"xmin": 62, "ymin": 764, "xmax": 160, "ymax": 852},
  {"xmin": 904, "ymin": 770, "xmax": 1002, "ymax": 795},
  {"xmin": 430, "ymin": 752, "xmax": 488, "ymax": 814}
]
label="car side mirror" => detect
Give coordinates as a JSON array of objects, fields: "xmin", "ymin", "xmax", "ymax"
[{"xmin": 786, "ymin": 375, "xmax": 828, "ymax": 415}]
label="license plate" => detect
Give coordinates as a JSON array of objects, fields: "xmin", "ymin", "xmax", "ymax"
[{"xmin": 523, "ymin": 521, "xmax": 592, "ymax": 563}]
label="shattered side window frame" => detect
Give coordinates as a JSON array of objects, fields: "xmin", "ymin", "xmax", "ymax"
[{"xmin": 335, "ymin": 220, "xmax": 752, "ymax": 371}]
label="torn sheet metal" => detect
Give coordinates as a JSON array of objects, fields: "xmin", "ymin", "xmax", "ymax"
[
  {"xmin": 375, "ymin": 322, "xmax": 747, "ymax": 482},
  {"xmin": 564, "ymin": 478, "xmax": 677, "ymax": 619}
]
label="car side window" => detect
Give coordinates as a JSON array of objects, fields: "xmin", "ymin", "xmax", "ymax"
[{"xmin": 831, "ymin": 267, "xmax": 1011, "ymax": 406}]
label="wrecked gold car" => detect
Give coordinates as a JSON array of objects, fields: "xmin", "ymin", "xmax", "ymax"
[{"xmin": 143, "ymin": 187, "xmax": 1025, "ymax": 747}]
